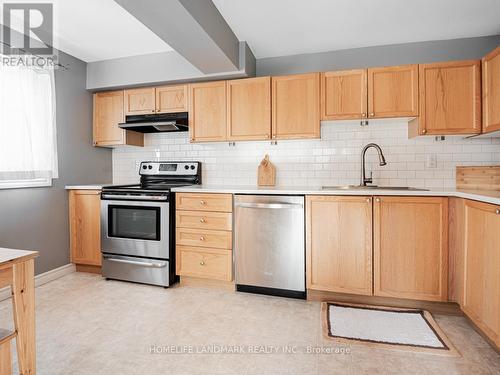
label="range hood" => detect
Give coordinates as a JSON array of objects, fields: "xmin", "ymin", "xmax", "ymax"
[{"xmin": 119, "ymin": 112, "xmax": 188, "ymax": 133}]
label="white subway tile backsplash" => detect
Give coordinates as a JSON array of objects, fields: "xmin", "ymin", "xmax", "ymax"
[{"xmin": 112, "ymin": 120, "xmax": 500, "ymax": 188}]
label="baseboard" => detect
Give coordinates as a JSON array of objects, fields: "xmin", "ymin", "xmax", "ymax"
[{"xmin": 0, "ymin": 263, "xmax": 75, "ymax": 302}]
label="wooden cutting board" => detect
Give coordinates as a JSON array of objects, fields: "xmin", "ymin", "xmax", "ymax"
[
  {"xmin": 258, "ymin": 155, "xmax": 276, "ymax": 186},
  {"xmin": 456, "ymin": 166, "xmax": 500, "ymax": 191}
]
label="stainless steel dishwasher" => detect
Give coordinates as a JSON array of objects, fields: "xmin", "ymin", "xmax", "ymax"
[{"xmin": 234, "ymin": 195, "xmax": 305, "ymax": 299}]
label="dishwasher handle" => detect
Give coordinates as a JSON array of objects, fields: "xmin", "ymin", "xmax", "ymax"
[{"xmin": 235, "ymin": 202, "xmax": 303, "ymax": 210}]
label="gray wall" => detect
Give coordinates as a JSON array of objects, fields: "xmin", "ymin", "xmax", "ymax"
[
  {"xmin": 0, "ymin": 50, "xmax": 112, "ymax": 275},
  {"xmin": 257, "ymin": 35, "xmax": 500, "ymax": 76}
]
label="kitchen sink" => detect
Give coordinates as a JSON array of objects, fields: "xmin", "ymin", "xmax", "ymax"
[{"xmin": 321, "ymin": 185, "xmax": 429, "ymax": 191}]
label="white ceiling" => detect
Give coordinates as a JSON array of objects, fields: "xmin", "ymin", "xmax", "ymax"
[
  {"xmin": 213, "ymin": 0, "xmax": 500, "ymax": 59},
  {"xmin": 1, "ymin": 0, "xmax": 173, "ymax": 62}
]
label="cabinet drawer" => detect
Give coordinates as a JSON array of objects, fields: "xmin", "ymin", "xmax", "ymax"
[
  {"xmin": 176, "ymin": 193, "xmax": 232, "ymax": 212},
  {"xmin": 176, "ymin": 227, "xmax": 232, "ymax": 249},
  {"xmin": 176, "ymin": 210, "xmax": 232, "ymax": 231},
  {"xmin": 176, "ymin": 246, "xmax": 232, "ymax": 281}
]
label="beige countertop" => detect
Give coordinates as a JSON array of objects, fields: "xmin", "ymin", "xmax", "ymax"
[
  {"xmin": 171, "ymin": 185, "xmax": 500, "ymax": 206},
  {"xmin": 65, "ymin": 184, "xmax": 111, "ymax": 190},
  {"xmin": 0, "ymin": 248, "xmax": 39, "ymax": 266}
]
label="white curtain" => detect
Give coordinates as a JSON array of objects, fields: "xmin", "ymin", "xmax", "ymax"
[{"xmin": 0, "ymin": 58, "xmax": 58, "ymax": 187}]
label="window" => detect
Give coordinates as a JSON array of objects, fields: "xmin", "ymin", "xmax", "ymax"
[{"xmin": 0, "ymin": 59, "xmax": 58, "ymax": 189}]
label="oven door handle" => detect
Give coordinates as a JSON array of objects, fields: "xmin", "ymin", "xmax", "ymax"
[{"xmin": 103, "ymin": 256, "xmax": 167, "ymax": 268}]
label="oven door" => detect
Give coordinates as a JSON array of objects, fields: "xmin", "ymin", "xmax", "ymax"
[{"xmin": 101, "ymin": 197, "xmax": 169, "ymax": 259}]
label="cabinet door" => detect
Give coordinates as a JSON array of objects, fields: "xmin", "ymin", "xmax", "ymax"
[
  {"xmin": 306, "ymin": 196, "xmax": 373, "ymax": 295},
  {"xmin": 482, "ymin": 46, "xmax": 500, "ymax": 134},
  {"xmin": 418, "ymin": 60, "xmax": 481, "ymax": 135},
  {"xmin": 321, "ymin": 69, "xmax": 367, "ymax": 120},
  {"xmin": 93, "ymin": 91, "xmax": 125, "ymax": 146},
  {"xmin": 374, "ymin": 196, "xmax": 448, "ymax": 301},
  {"xmin": 188, "ymin": 81, "xmax": 227, "ymax": 142},
  {"xmin": 156, "ymin": 85, "xmax": 188, "ymax": 114},
  {"xmin": 69, "ymin": 190, "xmax": 102, "ymax": 266},
  {"xmin": 272, "ymin": 73, "xmax": 320, "ymax": 139},
  {"xmin": 123, "ymin": 87, "xmax": 156, "ymax": 115},
  {"xmin": 368, "ymin": 64, "xmax": 418, "ymax": 118},
  {"xmin": 227, "ymin": 77, "xmax": 271, "ymax": 140},
  {"xmin": 463, "ymin": 200, "xmax": 500, "ymax": 347}
]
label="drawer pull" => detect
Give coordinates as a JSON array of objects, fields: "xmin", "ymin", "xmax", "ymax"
[
  {"xmin": 200, "ymin": 200, "xmax": 206, "ymax": 205},
  {"xmin": 200, "ymin": 218, "xmax": 206, "ymax": 223},
  {"xmin": 199, "ymin": 236, "xmax": 205, "ymax": 241},
  {"xmin": 496, "ymin": 209, "xmax": 500, "ymax": 215},
  {"xmin": 200, "ymin": 261, "xmax": 205, "ymax": 266}
]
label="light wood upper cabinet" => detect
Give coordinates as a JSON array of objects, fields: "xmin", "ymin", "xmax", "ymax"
[
  {"xmin": 156, "ymin": 85, "xmax": 188, "ymax": 114},
  {"xmin": 374, "ymin": 196, "xmax": 448, "ymax": 302},
  {"xmin": 462, "ymin": 200, "xmax": 500, "ymax": 347},
  {"xmin": 69, "ymin": 190, "xmax": 102, "ymax": 266},
  {"xmin": 227, "ymin": 77, "xmax": 272, "ymax": 140},
  {"xmin": 413, "ymin": 60, "xmax": 481, "ymax": 136},
  {"xmin": 321, "ymin": 69, "xmax": 367, "ymax": 120},
  {"xmin": 272, "ymin": 73, "xmax": 320, "ymax": 139},
  {"xmin": 93, "ymin": 91, "xmax": 143, "ymax": 147},
  {"xmin": 189, "ymin": 81, "xmax": 227, "ymax": 142},
  {"xmin": 123, "ymin": 87, "xmax": 156, "ymax": 115},
  {"xmin": 306, "ymin": 196, "xmax": 373, "ymax": 295},
  {"xmin": 368, "ymin": 64, "xmax": 419, "ymax": 118},
  {"xmin": 482, "ymin": 46, "xmax": 500, "ymax": 134}
]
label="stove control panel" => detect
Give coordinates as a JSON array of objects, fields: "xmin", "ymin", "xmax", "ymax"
[{"xmin": 139, "ymin": 161, "xmax": 200, "ymax": 176}]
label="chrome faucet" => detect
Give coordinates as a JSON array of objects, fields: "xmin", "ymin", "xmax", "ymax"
[{"xmin": 360, "ymin": 143, "xmax": 387, "ymax": 186}]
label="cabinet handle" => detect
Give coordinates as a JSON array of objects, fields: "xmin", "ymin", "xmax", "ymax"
[
  {"xmin": 199, "ymin": 236, "xmax": 205, "ymax": 241},
  {"xmin": 362, "ymin": 113, "xmax": 366, "ymax": 117},
  {"xmin": 422, "ymin": 129, "xmax": 427, "ymax": 134},
  {"xmin": 369, "ymin": 113, "xmax": 375, "ymax": 117},
  {"xmin": 496, "ymin": 209, "xmax": 500, "ymax": 215},
  {"xmin": 151, "ymin": 110, "xmax": 155, "ymax": 113},
  {"xmin": 200, "ymin": 218, "xmax": 206, "ymax": 223},
  {"xmin": 200, "ymin": 200, "xmax": 206, "ymax": 205},
  {"xmin": 366, "ymin": 198, "xmax": 371, "ymax": 203},
  {"xmin": 375, "ymin": 198, "xmax": 380, "ymax": 203},
  {"xmin": 200, "ymin": 261, "xmax": 205, "ymax": 266}
]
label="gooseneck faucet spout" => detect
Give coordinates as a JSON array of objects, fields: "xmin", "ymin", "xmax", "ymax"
[{"xmin": 360, "ymin": 143, "xmax": 387, "ymax": 186}]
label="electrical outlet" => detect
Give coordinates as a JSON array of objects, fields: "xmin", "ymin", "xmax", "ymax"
[{"xmin": 426, "ymin": 154, "xmax": 437, "ymax": 168}]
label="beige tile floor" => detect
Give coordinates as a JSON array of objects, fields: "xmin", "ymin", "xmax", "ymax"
[{"xmin": 0, "ymin": 272, "xmax": 499, "ymax": 375}]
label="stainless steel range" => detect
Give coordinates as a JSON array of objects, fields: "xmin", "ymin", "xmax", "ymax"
[{"xmin": 100, "ymin": 161, "xmax": 201, "ymax": 287}]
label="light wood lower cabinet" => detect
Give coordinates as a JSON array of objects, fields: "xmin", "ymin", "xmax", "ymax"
[
  {"xmin": 69, "ymin": 190, "xmax": 102, "ymax": 266},
  {"xmin": 307, "ymin": 195, "xmax": 448, "ymax": 302},
  {"xmin": 462, "ymin": 200, "xmax": 500, "ymax": 347},
  {"xmin": 373, "ymin": 196, "xmax": 448, "ymax": 302},
  {"xmin": 306, "ymin": 196, "xmax": 373, "ymax": 295},
  {"xmin": 176, "ymin": 193, "xmax": 233, "ymax": 281},
  {"xmin": 176, "ymin": 246, "xmax": 232, "ymax": 281}
]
